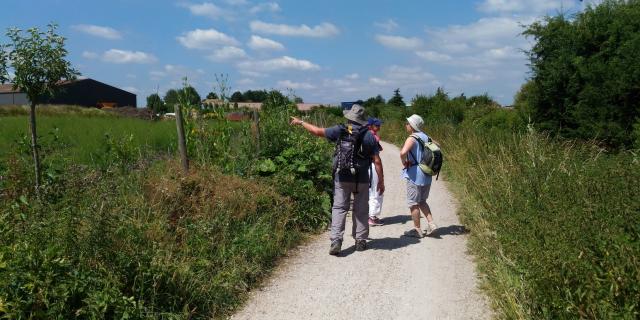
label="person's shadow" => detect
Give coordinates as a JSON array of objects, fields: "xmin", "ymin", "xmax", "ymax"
[
  {"xmin": 426, "ymin": 224, "xmax": 470, "ymax": 239},
  {"xmin": 339, "ymin": 236, "xmax": 420, "ymax": 256},
  {"xmin": 379, "ymin": 214, "xmax": 411, "ymax": 225}
]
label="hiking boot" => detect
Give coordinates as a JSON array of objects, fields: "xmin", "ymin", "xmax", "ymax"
[
  {"xmin": 424, "ymin": 222, "xmax": 438, "ymax": 236},
  {"xmin": 329, "ymin": 240, "xmax": 342, "ymax": 255},
  {"xmin": 403, "ymin": 228, "xmax": 423, "ymax": 238},
  {"xmin": 355, "ymin": 240, "xmax": 367, "ymax": 251},
  {"xmin": 368, "ymin": 217, "xmax": 384, "ymax": 226}
]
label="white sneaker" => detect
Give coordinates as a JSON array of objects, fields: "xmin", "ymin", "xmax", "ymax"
[{"xmin": 424, "ymin": 222, "xmax": 438, "ymax": 236}]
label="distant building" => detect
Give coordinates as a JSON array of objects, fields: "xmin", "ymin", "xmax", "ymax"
[
  {"xmin": 0, "ymin": 78, "xmax": 136, "ymax": 108},
  {"xmin": 0, "ymin": 85, "xmax": 29, "ymax": 105},
  {"xmin": 201, "ymin": 99, "xmax": 327, "ymax": 112}
]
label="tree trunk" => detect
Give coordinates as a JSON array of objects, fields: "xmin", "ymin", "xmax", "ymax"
[{"xmin": 29, "ymin": 102, "xmax": 41, "ymax": 196}]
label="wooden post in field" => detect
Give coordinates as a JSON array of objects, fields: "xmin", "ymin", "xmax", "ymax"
[
  {"xmin": 253, "ymin": 109, "xmax": 260, "ymax": 154},
  {"xmin": 175, "ymin": 103, "xmax": 189, "ymax": 173}
]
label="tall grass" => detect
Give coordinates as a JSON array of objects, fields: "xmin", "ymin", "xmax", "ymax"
[
  {"xmin": 382, "ymin": 120, "xmax": 640, "ymax": 318},
  {"xmin": 0, "ymin": 116, "xmax": 176, "ymax": 164}
]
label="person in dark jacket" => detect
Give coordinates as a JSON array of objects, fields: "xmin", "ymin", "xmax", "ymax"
[{"xmin": 290, "ymin": 104, "xmax": 385, "ymax": 255}]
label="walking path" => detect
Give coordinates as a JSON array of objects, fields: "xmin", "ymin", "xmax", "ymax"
[{"xmin": 232, "ymin": 141, "xmax": 491, "ymax": 320}]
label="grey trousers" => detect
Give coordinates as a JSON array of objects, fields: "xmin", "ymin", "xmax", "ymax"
[{"xmin": 330, "ymin": 180, "xmax": 370, "ymax": 242}]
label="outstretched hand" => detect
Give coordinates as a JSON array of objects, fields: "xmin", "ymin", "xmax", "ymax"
[{"xmin": 290, "ymin": 116, "xmax": 302, "ymax": 126}]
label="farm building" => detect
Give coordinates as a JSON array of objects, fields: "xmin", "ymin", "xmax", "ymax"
[{"xmin": 0, "ymin": 78, "xmax": 136, "ymax": 108}]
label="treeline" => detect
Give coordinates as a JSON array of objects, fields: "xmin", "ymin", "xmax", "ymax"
[
  {"xmin": 521, "ymin": 0, "xmax": 640, "ymax": 149},
  {"xmin": 146, "ymin": 87, "xmax": 296, "ymax": 115}
]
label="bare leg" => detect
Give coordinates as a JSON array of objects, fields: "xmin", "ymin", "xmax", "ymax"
[
  {"xmin": 418, "ymin": 202, "xmax": 433, "ymax": 223},
  {"xmin": 410, "ymin": 205, "xmax": 422, "ymax": 233}
]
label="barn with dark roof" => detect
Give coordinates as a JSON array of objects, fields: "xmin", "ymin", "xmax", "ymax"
[{"xmin": 0, "ymin": 78, "xmax": 136, "ymax": 108}]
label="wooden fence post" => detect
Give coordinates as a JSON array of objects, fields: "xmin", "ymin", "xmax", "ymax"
[
  {"xmin": 175, "ymin": 103, "xmax": 189, "ymax": 173},
  {"xmin": 253, "ymin": 109, "xmax": 260, "ymax": 154}
]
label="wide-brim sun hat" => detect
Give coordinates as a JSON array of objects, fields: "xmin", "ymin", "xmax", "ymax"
[
  {"xmin": 406, "ymin": 114, "xmax": 424, "ymax": 132},
  {"xmin": 343, "ymin": 104, "xmax": 367, "ymax": 125}
]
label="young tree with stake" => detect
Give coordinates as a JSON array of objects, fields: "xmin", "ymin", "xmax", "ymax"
[{"xmin": 0, "ymin": 24, "xmax": 79, "ymax": 195}]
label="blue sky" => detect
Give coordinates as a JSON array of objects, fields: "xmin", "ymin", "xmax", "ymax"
[{"xmin": 1, "ymin": 0, "xmax": 601, "ymax": 106}]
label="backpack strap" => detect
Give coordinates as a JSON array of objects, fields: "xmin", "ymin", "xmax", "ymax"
[{"xmin": 408, "ymin": 134, "xmax": 424, "ymax": 167}]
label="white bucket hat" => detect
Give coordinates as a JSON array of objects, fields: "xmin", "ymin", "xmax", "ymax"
[{"xmin": 406, "ymin": 114, "xmax": 424, "ymax": 132}]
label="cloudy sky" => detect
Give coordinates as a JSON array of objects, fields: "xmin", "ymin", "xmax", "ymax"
[{"xmin": 1, "ymin": 0, "xmax": 601, "ymax": 106}]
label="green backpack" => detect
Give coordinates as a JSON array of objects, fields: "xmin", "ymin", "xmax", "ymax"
[{"xmin": 410, "ymin": 133, "xmax": 443, "ymax": 180}]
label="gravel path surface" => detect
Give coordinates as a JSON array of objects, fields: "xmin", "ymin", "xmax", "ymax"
[{"xmin": 232, "ymin": 141, "xmax": 492, "ymax": 320}]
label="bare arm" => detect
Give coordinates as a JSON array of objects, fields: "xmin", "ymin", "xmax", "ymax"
[
  {"xmin": 372, "ymin": 154, "xmax": 385, "ymax": 194},
  {"xmin": 290, "ymin": 116, "xmax": 325, "ymax": 137},
  {"xmin": 399, "ymin": 137, "xmax": 415, "ymax": 168}
]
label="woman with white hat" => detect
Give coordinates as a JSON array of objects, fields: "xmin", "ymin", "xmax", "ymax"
[{"xmin": 400, "ymin": 114, "xmax": 437, "ymax": 238}]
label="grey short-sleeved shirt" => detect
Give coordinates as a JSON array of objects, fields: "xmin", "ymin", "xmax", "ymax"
[{"xmin": 325, "ymin": 123, "xmax": 379, "ymax": 183}]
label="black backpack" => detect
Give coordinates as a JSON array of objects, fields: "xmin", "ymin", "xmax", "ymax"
[{"xmin": 334, "ymin": 123, "xmax": 369, "ymax": 177}]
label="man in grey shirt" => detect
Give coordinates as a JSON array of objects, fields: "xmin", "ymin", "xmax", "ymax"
[{"xmin": 290, "ymin": 104, "xmax": 385, "ymax": 255}]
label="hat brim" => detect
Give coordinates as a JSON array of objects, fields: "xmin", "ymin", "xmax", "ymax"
[{"xmin": 343, "ymin": 110, "xmax": 367, "ymax": 125}]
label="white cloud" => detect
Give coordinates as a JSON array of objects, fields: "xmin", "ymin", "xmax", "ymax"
[
  {"xmin": 181, "ymin": 2, "xmax": 228, "ymax": 19},
  {"xmin": 369, "ymin": 77, "xmax": 390, "ymax": 86},
  {"xmin": 485, "ymin": 46, "xmax": 523, "ymax": 60},
  {"xmin": 149, "ymin": 64, "xmax": 203, "ymax": 82},
  {"xmin": 208, "ymin": 46, "xmax": 247, "ymax": 61},
  {"xmin": 477, "ymin": 0, "xmax": 573, "ymax": 14},
  {"xmin": 375, "ymin": 19, "xmax": 399, "ymax": 32},
  {"xmin": 323, "ymin": 78, "xmax": 351, "ymax": 87},
  {"xmin": 72, "ymin": 24, "xmax": 122, "ymax": 40},
  {"xmin": 102, "ymin": 49, "xmax": 157, "ymax": 64},
  {"xmin": 250, "ymin": 20, "xmax": 339, "ymax": 37},
  {"xmin": 450, "ymin": 73, "xmax": 488, "ymax": 82},
  {"xmin": 368, "ymin": 65, "xmax": 436, "ymax": 89},
  {"xmin": 177, "ymin": 28, "xmax": 240, "ymax": 49},
  {"xmin": 248, "ymin": 35, "xmax": 285, "ymax": 51},
  {"xmin": 225, "ymin": 0, "xmax": 248, "ymax": 5},
  {"xmin": 239, "ymin": 70, "xmax": 268, "ymax": 78},
  {"xmin": 416, "ymin": 50, "xmax": 452, "ymax": 62},
  {"xmin": 277, "ymin": 80, "xmax": 315, "ymax": 90},
  {"xmin": 250, "ymin": 2, "xmax": 281, "ymax": 14},
  {"xmin": 236, "ymin": 78, "xmax": 255, "ymax": 85},
  {"xmin": 345, "ymin": 73, "xmax": 359, "ymax": 80},
  {"xmin": 426, "ymin": 17, "xmax": 527, "ymax": 50},
  {"xmin": 82, "ymin": 51, "xmax": 98, "ymax": 59},
  {"xmin": 237, "ymin": 56, "xmax": 320, "ymax": 71},
  {"xmin": 375, "ymin": 35, "xmax": 423, "ymax": 50}
]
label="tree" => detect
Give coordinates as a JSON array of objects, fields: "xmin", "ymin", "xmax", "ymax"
[
  {"xmin": 206, "ymin": 91, "xmax": 218, "ymax": 100},
  {"xmin": 0, "ymin": 24, "xmax": 79, "ymax": 195},
  {"xmin": 364, "ymin": 95, "xmax": 385, "ymax": 107},
  {"xmin": 164, "ymin": 89, "xmax": 180, "ymax": 112},
  {"xmin": 146, "ymin": 93, "xmax": 166, "ymax": 114},
  {"xmin": 243, "ymin": 89, "xmax": 268, "ymax": 102},
  {"xmin": 180, "ymin": 85, "xmax": 201, "ymax": 108},
  {"xmin": 388, "ymin": 88, "xmax": 405, "ymax": 106},
  {"xmin": 524, "ymin": 0, "xmax": 640, "ymax": 147},
  {"xmin": 230, "ymin": 91, "xmax": 244, "ymax": 102}
]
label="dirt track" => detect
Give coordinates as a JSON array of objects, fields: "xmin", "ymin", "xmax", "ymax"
[{"xmin": 232, "ymin": 141, "xmax": 492, "ymax": 320}]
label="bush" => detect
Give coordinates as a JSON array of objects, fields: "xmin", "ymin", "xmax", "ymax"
[{"xmin": 524, "ymin": 0, "xmax": 640, "ymax": 148}]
